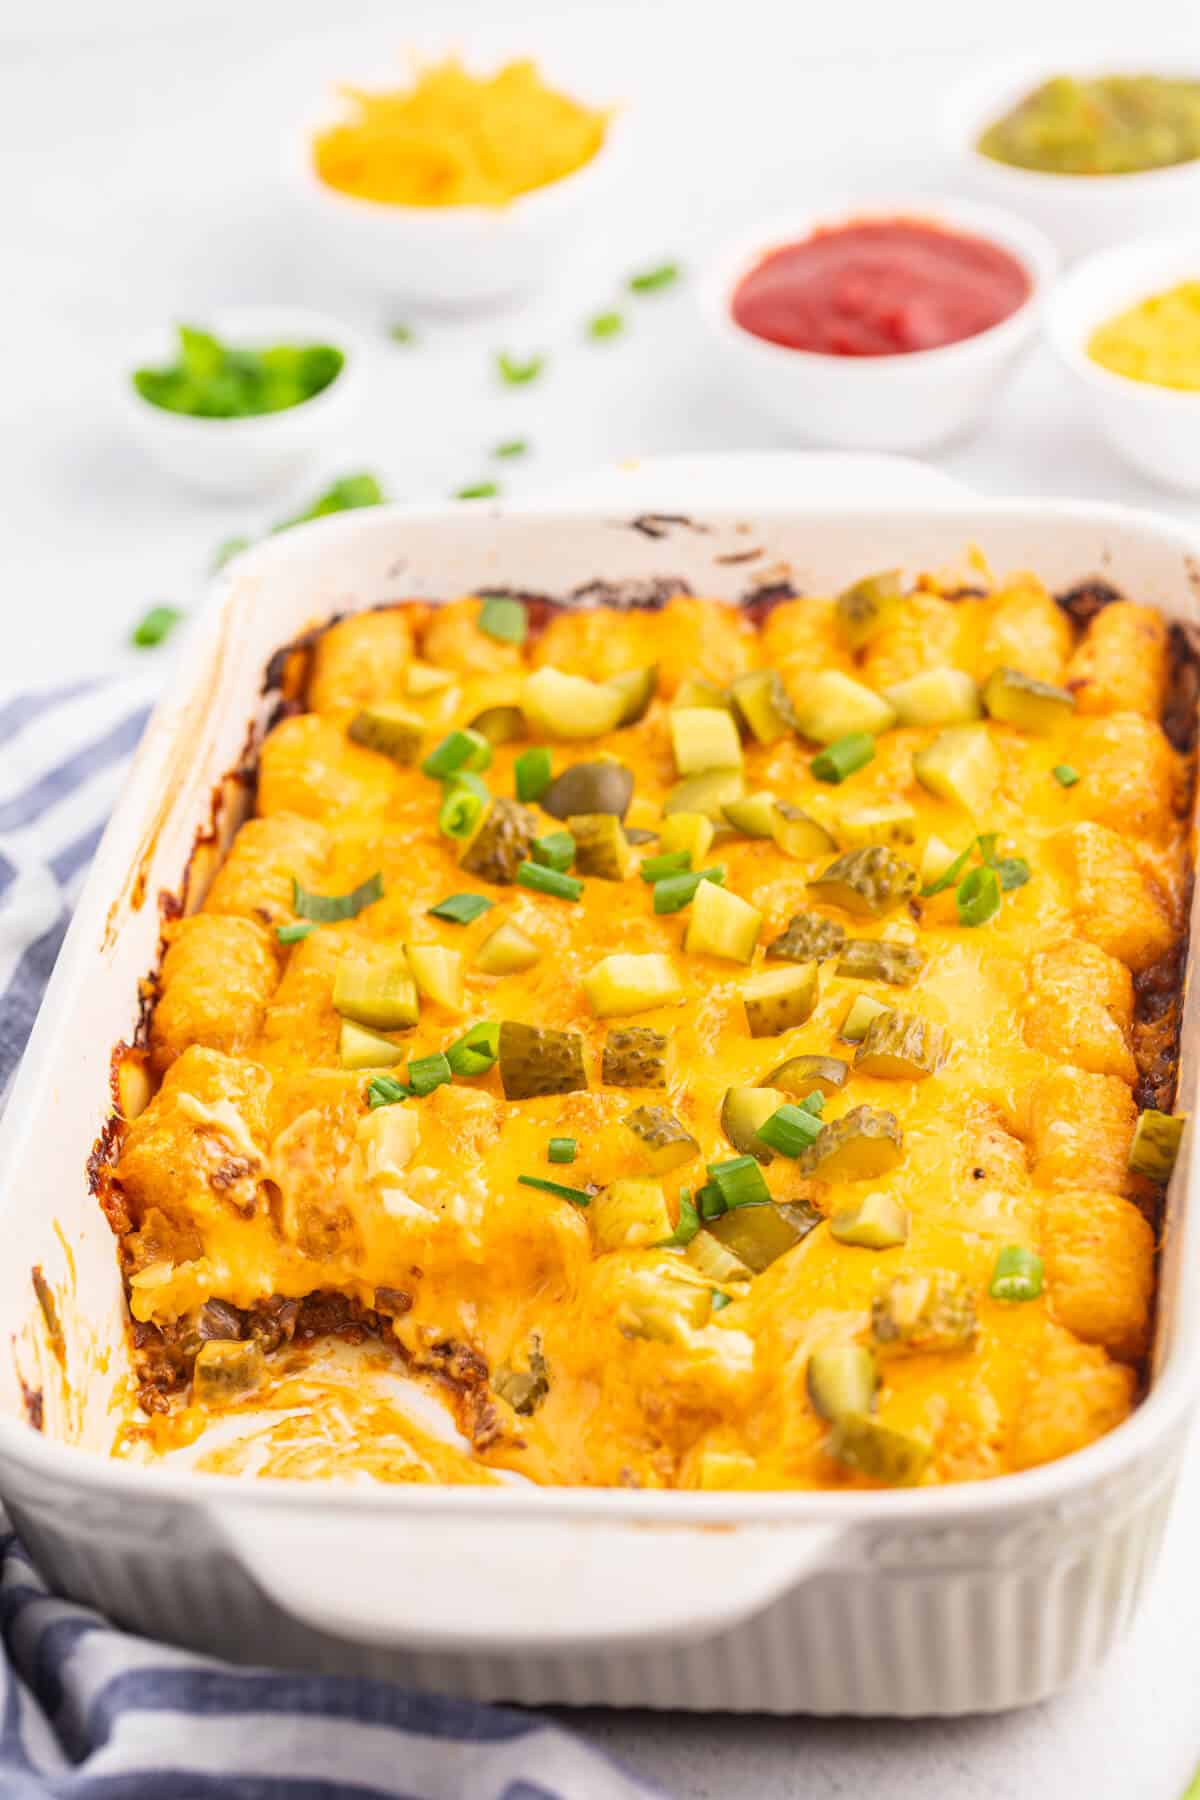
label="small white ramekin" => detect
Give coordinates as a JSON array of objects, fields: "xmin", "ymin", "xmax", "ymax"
[
  {"xmin": 1047, "ymin": 234, "xmax": 1200, "ymax": 492},
  {"xmin": 120, "ymin": 306, "xmax": 365, "ymax": 500},
  {"xmin": 289, "ymin": 92, "xmax": 626, "ymax": 312},
  {"xmin": 942, "ymin": 54, "xmax": 1200, "ymax": 262},
  {"xmin": 698, "ymin": 198, "xmax": 1056, "ymax": 454}
]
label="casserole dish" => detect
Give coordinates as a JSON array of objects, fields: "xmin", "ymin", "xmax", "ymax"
[{"xmin": 1, "ymin": 464, "xmax": 1197, "ymax": 1714}]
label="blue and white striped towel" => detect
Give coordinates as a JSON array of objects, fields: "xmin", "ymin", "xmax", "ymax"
[{"xmin": 0, "ymin": 678, "xmax": 663, "ymax": 1800}]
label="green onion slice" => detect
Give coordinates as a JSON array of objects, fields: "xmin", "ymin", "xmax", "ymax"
[
  {"xmin": 388, "ymin": 323, "xmax": 415, "ymax": 344},
  {"xmin": 455, "ymin": 482, "xmax": 500, "ymax": 501},
  {"xmin": 706, "ymin": 1155, "xmax": 771, "ymax": 1210},
  {"xmin": 956, "ymin": 865, "xmax": 1002, "ymax": 928},
  {"xmin": 811, "ymin": 732, "xmax": 875, "ymax": 784},
  {"xmin": 496, "ymin": 351, "xmax": 545, "ymax": 385},
  {"xmin": 367, "ymin": 1074, "xmax": 411, "ymax": 1108},
  {"xmin": 131, "ymin": 605, "xmax": 183, "ymax": 649},
  {"xmin": 588, "ymin": 311, "xmax": 624, "ymax": 340},
  {"xmin": 517, "ymin": 862, "xmax": 584, "ymax": 901},
  {"xmin": 654, "ymin": 1188, "xmax": 701, "ymax": 1248},
  {"xmin": 629, "ymin": 263, "xmax": 680, "ymax": 294},
  {"xmin": 276, "ymin": 921, "xmax": 316, "ymax": 945},
  {"xmin": 531, "ymin": 831, "xmax": 576, "ymax": 872},
  {"xmin": 211, "ymin": 536, "xmax": 250, "ymax": 572},
  {"xmin": 710, "ymin": 1290, "xmax": 733, "ymax": 1312},
  {"xmin": 477, "ymin": 596, "xmax": 528, "ymax": 644},
  {"xmin": 445, "ymin": 1020, "xmax": 501, "ymax": 1076},
  {"xmin": 697, "ymin": 1181, "xmax": 725, "ymax": 1220},
  {"xmin": 438, "ymin": 784, "xmax": 485, "ymax": 841},
  {"xmin": 493, "ymin": 439, "xmax": 528, "ymax": 459},
  {"xmin": 422, "ymin": 729, "xmax": 492, "ymax": 780},
  {"xmin": 640, "ymin": 850, "xmax": 691, "ymax": 883},
  {"xmin": 548, "ymin": 1136, "xmax": 577, "ymax": 1164},
  {"xmin": 989, "ymin": 1244, "xmax": 1044, "ymax": 1302},
  {"xmin": 292, "ymin": 871, "xmax": 383, "ymax": 923},
  {"xmin": 407, "ymin": 1052, "xmax": 453, "ymax": 1097},
  {"xmin": 652, "ymin": 867, "xmax": 726, "ymax": 915},
  {"xmin": 428, "ymin": 892, "xmax": 494, "ymax": 924},
  {"xmin": 1053, "ymin": 764, "xmax": 1080, "ymax": 788},
  {"xmin": 517, "ymin": 1174, "xmax": 591, "ymax": 1206},
  {"xmin": 755, "ymin": 1103, "xmax": 823, "ymax": 1158},
  {"xmin": 514, "ymin": 746, "xmax": 553, "ymax": 803},
  {"xmin": 800, "ymin": 1090, "xmax": 825, "ymax": 1116}
]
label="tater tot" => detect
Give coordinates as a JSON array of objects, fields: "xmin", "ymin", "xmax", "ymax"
[
  {"xmin": 1024, "ymin": 940, "xmax": 1137, "ymax": 1085},
  {"xmin": 257, "ymin": 714, "xmax": 402, "ymax": 819},
  {"xmin": 421, "ymin": 596, "xmax": 526, "ymax": 677},
  {"xmin": 1009, "ymin": 1327, "xmax": 1135, "ymax": 1470},
  {"xmin": 1069, "ymin": 714, "xmax": 1180, "ymax": 841},
  {"xmin": 150, "ymin": 916, "xmax": 280, "ymax": 1074},
  {"xmin": 976, "ymin": 576, "xmax": 1073, "ymax": 686},
  {"xmin": 860, "ymin": 591, "xmax": 967, "ymax": 689},
  {"xmin": 1041, "ymin": 1189, "xmax": 1155, "ymax": 1363},
  {"xmin": 1055, "ymin": 822, "xmax": 1175, "ymax": 973},
  {"xmin": 1066, "ymin": 601, "xmax": 1170, "ymax": 718},
  {"xmin": 1021, "ymin": 1066, "xmax": 1140, "ymax": 1195},
  {"xmin": 307, "ymin": 609, "xmax": 414, "ymax": 714},
  {"xmin": 203, "ymin": 813, "xmax": 332, "ymax": 927}
]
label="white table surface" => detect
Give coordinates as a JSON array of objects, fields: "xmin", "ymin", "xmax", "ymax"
[{"xmin": 5, "ymin": 1, "xmax": 1200, "ymax": 1794}]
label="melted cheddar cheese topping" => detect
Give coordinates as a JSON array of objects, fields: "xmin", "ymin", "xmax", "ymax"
[{"xmin": 111, "ymin": 577, "xmax": 1189, "ymax": 1489}]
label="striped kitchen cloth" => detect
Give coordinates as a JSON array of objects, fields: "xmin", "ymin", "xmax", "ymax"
[{"xmin": 0, "ymin": 676, "xmax": 663, "ymax": 1799}]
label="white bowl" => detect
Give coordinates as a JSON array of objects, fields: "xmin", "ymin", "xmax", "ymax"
[
  {"xmin": 1047, "ymin": 234, "xmax": 1200, "ymax": 492},
  {"xmin": 289, "ymin": 89, "xmax": 626, "ymax": 312},
  {"xmin": 699, "ymin": 198, "xmax": 1056, "ymax": 454},
  {"xmin": 120, "ymin": 306, "xmax": 365, "ymax": 500},
  {"xmin": 942, "ymin": 55, "xmax": 1200, "ymax": 262}
]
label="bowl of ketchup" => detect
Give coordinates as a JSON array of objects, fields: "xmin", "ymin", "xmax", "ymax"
[{"xmin": 702, "ymin": 199, "xmax": 1056, "ymax": 451}]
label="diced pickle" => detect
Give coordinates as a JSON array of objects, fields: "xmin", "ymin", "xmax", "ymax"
[
  {"xmin": 541, "ymin": 760, "xmax": 634, "ymax": 821},
  {"xmin": 708, "ymin": 1198, "xmax": 822, "ymax": 1272},
  {"xmin": 474, "ymin": 919, "xmax": 541, "ymax": 976},
  {"xmin": 982, "ymin": 666, "xmax": 1076, "ymax": 735},
  {"xmin": 468, "ymin": 703, "xmax": 527, "ymax": 745},
  {"xmin": 854, "ymin": 1011, "xmax": 947, "ymax": 1079},
  {"xmin": 840, "ymin": 994, "xmax": 892, "ymax": 1042},
  {"xmin": 493, "ymin": 1339, "xmax": 549, "ymax": 1415},
  {"xmin": 618, "ymin": 1268, "xmax": 713, "ymax": 1343},
  {"xmin": 767, "ymin": 1053, "xmax": 850, "ymax": 1097},
  {"xmin": 663, "ymin": 768, "xmax": 745, "ymax": 818},
  {"xmin": 828, "ymin": 1412, "xmax": 931, "ymax": 1486},
  {"xmin": 670, "ymin": 707, "xmax": 743, "ymax": 776},
  {"xmin": 192, "ymin": 1339, "xmax": 266, "ymax": 1405},
  {"xmin": 659, "ymin": 811, "xmax": 714, "ymax": 863},
  {"xmin": 523, "ymin": 666, "xmax": 625, "ymax": 739},
  {"xmin": 808, "ymin": 847, "xmax": 917, "ymax": 917},
  {"xmin": 806, "ymin": 1346, "xmax": 878, "ymax": 1421},
  {"xmin": 871, "ymin": 1271, "xmax": 978, "ymax": 1353},
  {"xmin": 836, "ymin": 940, "xmax": 925, "ymax": 986},
  {"xmin": 333, "ymin": 953, "xmax": 420, "ymax": 1030},
  {"xmin": 403, "ymin": 943, "xmax": 464, "ymax": 1011},
  {"xmin": 742, "ymin": 963, "xmax": 819, "ymax": 1037},
  {"xmin": 722, "ymin": 790, "xmax": 778, "ymax": 838},
  {"xmin": 603, "ymin": 1027, "xmax": 670, "ymax": 1087},
  {"xmin": 799, "ymin": 1105, "xmax": 903, "ymax": 1179},
  {"xmin": 686, "ymin": 1230, "xmax": 752, "ymax": 1284},
  {"xmin": 567, "ymin": 813, "xmax": 637, "ymax": 880},
  {"xmin": 919, "ymin": 834, "xmax": 963, "ymax": 891},
  {"xmin": 606, "ymin": 665, "xmax": 658, "ymax": 725},
  {"xmin": 583, "ymin": 952, "xmax": 685, "ymax": 1017},
  {"xmin": 721, "ymin": 1085, "xmax": 786, "ymax": 1161},
  {"xmin": 1128, "ymin": 1109, "xmax": 1187, "ymax": 1182},
  {"xmin": 497, "ymin": 1020, "xmax": 587, "ymax": 1100},
  {"xmin": 772, "ymin": 803, "xmax": 838, "ymax": 861},
  {"xmin": 912, "ymin": 725, "xmax": 999, "ymax": 816},
  {"xmin": 459, "ymin": 798, "xmax": 539, "ymax": 884},
  {"xmin": 728, "ymin": 669, "xmax": 798, "ymax": 744},
  {"xmin": 836, "ymin": 802, "xmax": 918, "ymax": 849},
  {"xmin": 684, "ymin": 880, "xmax": 763, "ymax": 963},
  {"xmin": 592, "ymin": 1179, "xmax": 673, "ymax": 1250},
  {"xmin": 835, "ymin": 570, "xmax": 905, "ymax": 649},
  {"xmin": 625, "ymin": 1105, "xmax": 701, "ymax": 1173},
  {"xmin": 792, "ymin": 671, "xmax": 897, "ymax": 744},
  {"xmin": 347, "ymin": 703, "xmax": 424, "ymax": 764},
  {"xmin": 766, "ymin": 913, "xmax": 846, "ymax": 963},
  {"xmin": 828, "ymin": 1192, "xmax": 910, "ymax": 1248},
  {"xmin": 338, "ymin": 1019, "xmax": 404, "ymax": 1070},
  {"xmin": 884, "ymin": 667, "xmax": 982, "ymax": 727},
  {"xmin": 673, "ymin": 678, "xmax": 734, "ymax": 712}
]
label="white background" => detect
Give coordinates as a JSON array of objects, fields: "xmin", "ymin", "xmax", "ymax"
[{"xmin": 4, "ymin": 1, "xmax": 1200, "ymax": 1794}]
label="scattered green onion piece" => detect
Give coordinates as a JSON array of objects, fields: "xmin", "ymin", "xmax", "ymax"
[
  {"xmin": 710, "ymin": 1290, "xmax": 733, "ymax": 1312},
  {"xmin": 654, "ymin": 1188, "xmax": 701, "ymax": 1247},
  {"xmin": 920, "ymin": 840, "xmax": 975, "ymax": 897},
  {"xmin": 388, "ymin": 323, "xmax": 415, "ymax": 345},
  {"xmin": 515, "ymin": 746, "xmax": 553, "ymax": 803},
  {"xmin": 993, "ymin": 856, "xmax": 1030, "ymax": 892},
  {"xmin": 640, "ymin": 850, "xmax": 692, "ymax": 883},
  {"xmin": 439, "ymin": 784, "xmax": 486, "ymax": 841},
  {"xmin": 531, "ymin": 830, "xmax": 576, "ymax": 872},
  {"xmin": 697, "ymin": 1182, "xmax": 725, "ymax": 1220},
  {"xmin": 292, "ymin": 871, "xmax": 383, "ymax": 923},
  {"xmin": 629, "ymin": 262, "xmax": 680, "ymax": 294},
  {"xmin": 652, "ymin": 866, "xmax": 726, "ymax": 914},
  {"xmin": 518, "ymin": 1174, "xmax": 591, "ymax": 1206},
  {"xmin": 588, "ymin": 311, "xmax": 624, "ymax": 340},
  {"xmin": 428, "ymin": 892, "xmax": 494, "ymax": 925},
  {"xmin": 548, "ymin": 1137, "xmax": 577, "ymax": 1164},
  {"xmin": 811, "ymin": 732, "xmax": 876, "ymax": 784},
  {"xmin": 800, "ymin": 1090, "xmax": 825, "ymax": 1116},
  {"xmin": 272, "ymin": 473, "xmax": 383, "ymax": 533},
  {"xmin": 493, "ymin": 439, "xmax": 528, "ymax": 459},
  {"xmin": 211, "ymin": 536, "xmax": 250, "ymax": 571},
  {"xmin": 1053, "ymin": 764, "xmax": 1080, "ymax": 788},
  {"xmin": 989, "ymin": 1245, "xmax": 1044, "ymax": 1302},
  {"xmin": 276, "ymin": 921, "xmax": 316, "ymax": 945},
  {"xmin": 367, "ymin": 1074, "xmax": 411, "ymax": 1108},
  {"xmin": 456, "ymin": 481, "xmax": 500, "ymax": 500},
  {"xmin": 956, "ymin": 865, "xmax": 1002, "ymax": 928},
  {"xmin": 444, "ymin": 769, "xmax": 490, "ymax": 803},
  {"xmin": 477, "ymin": 595, "xmax": 528, "ymax": 644},
  {"xmin": 445, "ymin": 1020, "xmax": 501, "ymax": 1076},
  {"xmin": 131, "ymin": 605, "xmax": 183, "ymax": 649},
  {"xmin": 407, "ymin": 1052, "xmax": 453, "ymax": 1097},
  {"xmin": 496, "ymin": 352, "xmax": 545, "ymax": 385},
  {"xmin": 422, "ymin": 729, "xmax": 492, "ymax": 780},
  {"xmin": 755, "ymin": 1104, "xmax": 824, "ymax": 1158},
  {"xmin": 517, "ymin": 861, "xmax": 584, "ymax": 901},
  {"xmin": 707, "ymin": 1155, "xmax": 771, "ymax": 1210}
]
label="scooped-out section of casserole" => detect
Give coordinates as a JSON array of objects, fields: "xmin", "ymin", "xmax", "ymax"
[{"xmin": 102, "ymin": 569, "xmax": 1193, "ymax": 1489}]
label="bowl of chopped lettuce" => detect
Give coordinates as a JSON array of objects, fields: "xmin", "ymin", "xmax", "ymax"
[{"xmin": 123, "ymin": 307, "xmax": 363, "ymax": 497}]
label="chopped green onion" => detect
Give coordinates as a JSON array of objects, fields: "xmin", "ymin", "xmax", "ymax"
[
  {"xmin": 531, "ymin": 831, "xmax": 576, "ymax": 872},
  {"xmin": 652, "ymin": 866, "xmax": 726, "ymax": 914},
  {"xmin": 989, "ymin": 1245, "xmax": 1044, "ymax": 1302},
  {"xmin": 1053, "ymin": 764, "xmax": 1080, "ymax": 788},
  {"xmin": 811, "ymin": 733, "xmax": 875, "ymax": 784},
  {"xmin": 444, "ymin": 769, "xmax": 490, "ymax": 804},
  {"xmin": 956, "ymin": 865, "xmax": 1002, "ymax": 928},
  {"xmin": 367, "ymin": 1074, "xmax": 411, "ymax": 1108},
  {"xmin": 211, "ymin": 536, "xmax": 250, "ymax": 571},
  {"xmin": 588, "ymin": 311, "xmax": 624, "ymax": 340},
  {"xmin": 388, "ymin": 323, "xmax": 415, "ymax": 345},
  {"xmin": 548, "ymin": 1136, "xmax": 577, "ymax": 1164},
  {"xmin": 478, "ymin": 596, "xmax": 528, "ymax": 644},
  {"xmin": 697, "ymin": 1181, "xmax": 725, "ymax": 1220},
  {"xmin": 755, "ymin": 1103, "xmax": 824, "ymax": 1158},
  {"xmin": 710, "ymin": 1290, "xmax": 733, "ymax": 1312},
  {"xmin": 493, "ymin": 439, "xmax": 528, "ymax": 459},
  {"xmin": 131, "ymin": 605, "xmax": 183, "ymax": 649},
  {"xmin": 800, "ymin": 1090, "xmax": 825, "ymax": 1116},
  {"xmin": 407, "ymin": 1052, "xmax": 453, "ymax": 1097},
  {"xmin": 422, "ymin": 729, "xmax": 492, "ymax": 780},
  {"xmin": 517, "ymin": 861, "xmax": 584, "ymax": 901},
  {"xmin": 640, "ymin": 850, "xmax": 692, "ymax": 883},
  {"xmin": 654, "ymin": 1188, "xmax": 701, "ymax": 1247},
  {"xmin": 514, "ymin": 746, "xmax": 553, "ymax": 803},
  {"xmin": 993, "ymin": 856, "xmax": 1031, "ymax": 892},
  {"xmin": 629, "ymin": 262, "xmax": 680, "ymax": 294},
  {"xmin": 456, "ymin": 481, "xmax": 500, "ymax": 501},
  {"xmin": 445, "ymin": 1020, "xmax": 501, "ymax": 1076},
  {"xmin": 292, "ymin": 871, "xmax": 383, "ymax": 923},
  {"xmin": 428, "ymin": 892, "xmax": 494, "ymax": 925},
  {"xmin": 707, "ymin": 1155, "xmax": 771, "ymax": 1210},
  {"xmin": 276, "ymin": 921, "xmax": 316, "ymax": 945},
  {"xmin": 517, "ymin": 1174, "xmax": 591, "ymax": 1206},
  {"xmin": 496, "ymin": 351, "xmax": 544, "ymax": 385},
  {"xmin": 272, "ymin": 473, "xmax": 383, "ymax": 533},
  {"xmin": 438, "ymin": 783, "xmax": 486, "ymax": 841},
  {"xmin": 920, "ymin": 840, "xmax": 975, "ymax": 897}
]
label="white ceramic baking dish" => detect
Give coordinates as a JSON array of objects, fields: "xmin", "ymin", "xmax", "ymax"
[{"xmin": 1, "ymin": 462, "xmax": 1197, "ymax": 1716}]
